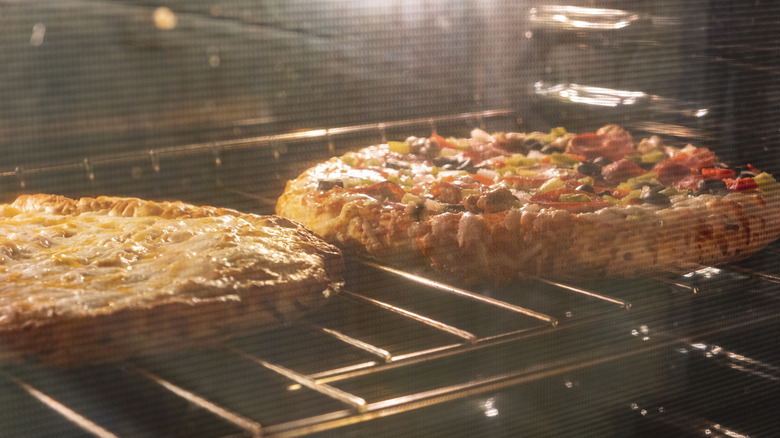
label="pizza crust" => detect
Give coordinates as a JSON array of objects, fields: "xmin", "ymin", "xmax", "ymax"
[{"xmin": 1, "ymin": 194, "xmax": 344, "ymax": 365}]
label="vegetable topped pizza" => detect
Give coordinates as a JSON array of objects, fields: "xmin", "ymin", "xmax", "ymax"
[{"xmin": 277, "ymin": 124, "xmax": 780, "ymax": 284}]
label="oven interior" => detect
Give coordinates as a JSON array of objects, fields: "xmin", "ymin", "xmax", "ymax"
[{"xmin": 2, "ymin": 1, "xmax": 780, "ymax": 437}]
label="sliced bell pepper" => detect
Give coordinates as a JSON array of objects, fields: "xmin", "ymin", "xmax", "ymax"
[
  {"xmin": 702, "ymin": 168, "xmax": 736, "ymax": 179},
  {"xmin": 529, "ymin": 188, "xmax": 610, "ymax": 213}
]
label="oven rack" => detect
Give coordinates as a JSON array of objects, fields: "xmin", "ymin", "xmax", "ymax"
[
  {"xmin": 4, "ymin": 255, "xmax": 780, "ymax": 438},
  {"xmin": 0, "ymin": 109, "xmax": 516, "ymax": 199}
]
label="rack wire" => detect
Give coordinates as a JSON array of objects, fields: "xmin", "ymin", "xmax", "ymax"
[{"xmin": 4, "ymin": 254, "xmax": 780, "ymax": 438}]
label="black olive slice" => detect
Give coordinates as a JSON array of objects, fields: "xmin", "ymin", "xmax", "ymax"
[
  {"xmin": 317, "ymin": 179, "xmax": 344, "ymax": 191},
  {"xmin": 642, "ymin": 190, "xmax": 671, "ymax": 206},
  {"xmin": 386, "ymin": 158, "xmax": 411, "ymax": 170},
  {"xmin": 696, "ymin": 178, "xmax": 728, "ymax": 195}
]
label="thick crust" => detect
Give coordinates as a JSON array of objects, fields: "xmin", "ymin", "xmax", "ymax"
[
  {"xmin": 1, "ymin": 195, "xmax": 344, "ymax": 366},
  {"xmin": 418, "ymin": 191, "xmax": 780, "ymax": 283},
  {"xmin": 276, "ymin": 138, "xmax": 780, "ymax": 285}
]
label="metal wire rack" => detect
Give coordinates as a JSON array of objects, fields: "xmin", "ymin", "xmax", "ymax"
[{"xmin": 3, "ymin": 252, "xmax": 780, "ymax": 438}]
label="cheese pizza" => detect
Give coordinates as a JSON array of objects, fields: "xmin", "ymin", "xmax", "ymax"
[
  {"xmin": 277, "ymin": 124, "xmax": 780, "ymax": 284},
  {"xmin": 0, "ymin": 194, "xmax": 343, "ymax": 365}
]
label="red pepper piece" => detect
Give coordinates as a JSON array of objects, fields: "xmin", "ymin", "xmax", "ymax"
[
  {"xmin": 701, "ymin": 168, "xmax": 736, "ymax": 179},
  {"xmin": 726, "ymin": 177, "xmax": 759, "ymax": 192},
  {"xmin": 431, "ymin": 133, "xmax": 457, "ymax": 149}
]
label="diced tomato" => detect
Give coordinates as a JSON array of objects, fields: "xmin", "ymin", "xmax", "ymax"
[
  {"xmin": 529, "ymin": 188, "xmax": 609, "ymax": 213},
  {"xmin": 725, "ymin": 177, "xmax": 759, "ymax": 192},
  {"xmin": 468, "ymin": 173, "xmax": 495, "ymax": 186},
  {"xmin": 701, "ymin": 168, "xmax": 736, "ymax": 179},
  {"xmin": 748, "ymin": 164, "xmax": 761, "ymax": 173},
  {"xmin": 431, "ymin": 133, "xmax": 457, "ymax": 149}
]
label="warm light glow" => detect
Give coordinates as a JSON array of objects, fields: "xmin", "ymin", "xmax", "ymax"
[
  {"xmin": 482, "ymin": 397, "xmax": 499, "ymax": 417},
  {"xmin": 153, "ymin": 7, "xmax": 177, "ymax": 30},
  {"xmin": 30, "ymin": 23, "xmax": 46, "ymax": 46}
]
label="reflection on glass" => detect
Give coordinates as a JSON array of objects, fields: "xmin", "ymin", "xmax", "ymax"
[
  {"xmin": 30, "ymin": 23, "xmax": 46, "ymax": 46},
  {"xmin": 529, "ymin": 5, "xmax": 640, "ymax": 30},
  {"xmin": 482, "ymin": 397, "xmax": 499, "ymax": 417},
  {"xmin": 534, "ymin": 82, "xmax": 711, "ymax": 122},
  {"xmin": 534, "ymin": 82, "xmax": 645, "ymax": 107}
]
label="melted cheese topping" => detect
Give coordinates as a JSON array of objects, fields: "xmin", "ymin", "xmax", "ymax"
[{"xmin": 0, "ymin": 208, "xmax": 324, "ymax": 322}]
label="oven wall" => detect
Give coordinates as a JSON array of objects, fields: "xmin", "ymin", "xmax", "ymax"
[{"xmin": 1, "ymin": 0, "xmax": 777, "ymax": 202}]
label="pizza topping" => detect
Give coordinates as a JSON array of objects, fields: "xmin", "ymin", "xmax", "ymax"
[
  {"xmin": 637, "ymin": 135, "xmax": 665, "ymax": 155},
  {"xmin": 640, "ymin": 186, "xmax": 672, "ymax": 206},
  {"xmin": 546, "ymin": 152, "xmax": 584, "ymax": 166},
  {"xmin": 537, "ymin": 177, "xmax": 567, "ymax": 193},
  {"xmin": 529, "ymin": 188, "xmax": 610, "ymax": 212},
  {"xmin": 654, "ymin": 161, "xmax": 693, "ymax": 186},
  {"xmin": 725, "ymin": 177, "xmax": 759, "ymax": 192},
  {"xmin": 702, "ymin": 168, "xmax": 736, "ymax": 180},
  {"xmin": 493, "ymin": 132, "xmax": 526, "ymax": 152},
  {"xmin": 465, "ymin": 187, "xmax": 519, "ymax": 214},
  {"xmin": 466, "ymin": 139, "xmax": 510, "ymax": 163},
  {"xmin": 430, "ymin": 181, "xmax": 464, "ymax": 204},
  {"xmin": 638, "ymin": 149, "xmax": 669, "ymax": 165},
  {"xmin": 558, "ymin": 193, "xmax": 594, "ymax": 203},
  {"xmin": 356, "ymin": 181, "xmax": 407, "ymax": 202},
  {"xmin": 568, "ymin": 129, "xmax": 635, "ymax": 162},
  {"xmin": 388, "ymin": 141, "xmax": 411, "ymax": 155},
  {"xmin": 601, "ymin": 159, "xmax": 646, "ymax": 183},
  {"xmin": 668, "ymin": 146, "xmax": 716, "ymax": 169},
  {"xmin": 674, "ymin": 173, "xmax": 706, "ymax": 190},
  {"xmin": 385, "ymin": 158, "xmax": 412, "ymax": 170},
  {"xmin": 309, "ymin": 124, "xmax": 780, "ymax": 221},
  {"xmin": 697, "ymin": 178, "xmax": 730, "ymax": 194},
  {"xmin": 433, "ymin": 155, "xmax": 476, "ymax": 172},
  {"xmin": 575, "ymin": 160, "xmax": 603, "ymax": 177},
  {"xmin": 318, "ymin": 179, "xmax": 344, "ymax": 191},
  {"xmin": 500, "ymin": 175, "xmax": 550, "ymax": 190},
  {"xmin": 754, "ymin": 172, "xmax": 780, "ymax": 192}
]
